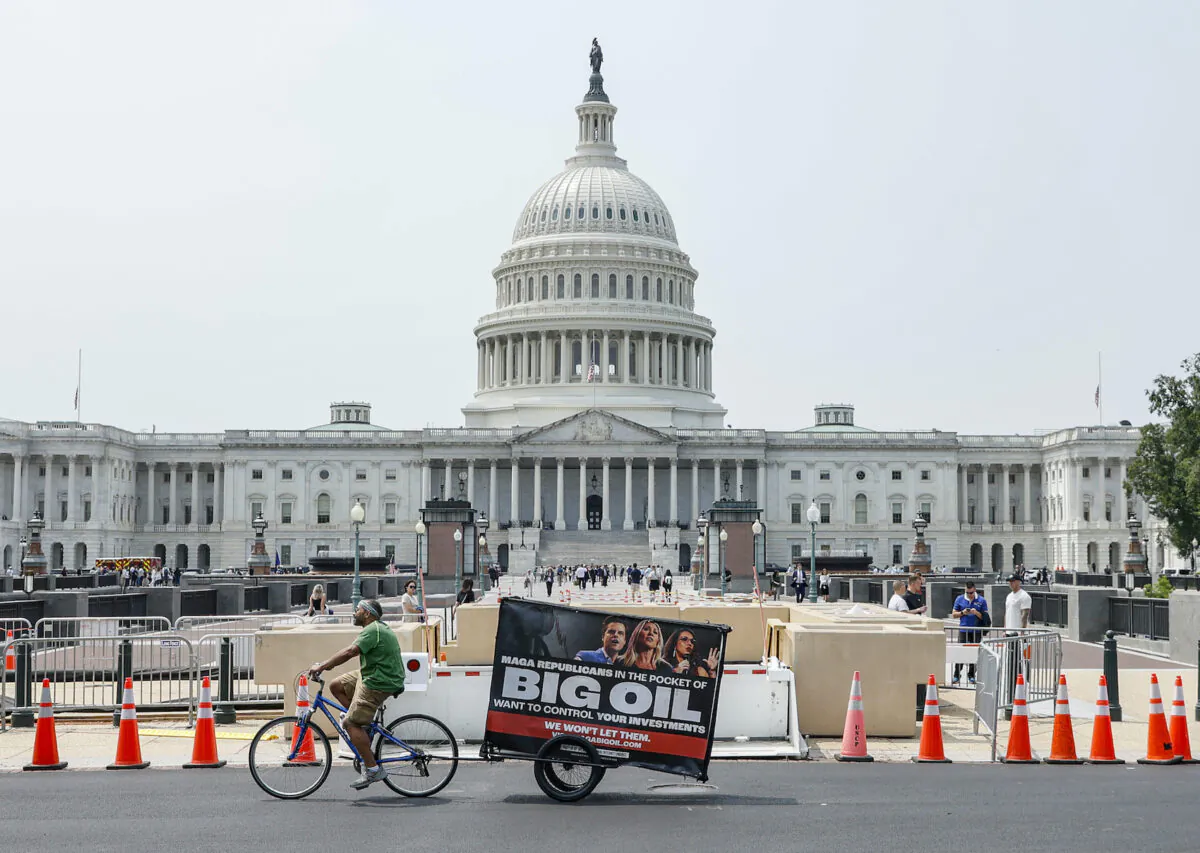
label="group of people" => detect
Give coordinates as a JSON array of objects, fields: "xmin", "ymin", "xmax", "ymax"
[
  {"xmin": 574, "ymin": 616, "xmax": 719, "ymax": 676},
  {"xmin": 114, "ymin": 564, "xmax": 181, "ymax": 588},
  {"xmin": 536, "ymin": 563, "xmax": 678, "ymax": 602}
]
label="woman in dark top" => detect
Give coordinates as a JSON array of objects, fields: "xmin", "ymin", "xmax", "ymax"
[
  {"xmin": 455, "ymin": 578, "xmax": 476, "ymax": 606},
  {"xmin": 663, "ymin": 628, "xmax": 720, "ymax": 677},
  {"xmin": 305, "ymin": 584, "xmax": 332, "ymax": 617}
]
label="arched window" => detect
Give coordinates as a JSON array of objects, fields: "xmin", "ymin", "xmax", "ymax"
[
  {"xmin": 619, "ymin": 207, "xmax": 626, "ymax": 220},
  {"xmin": 656, "ymin": 278, "xmax": 663, "ymax": 301},
  {"xmin": 541, "ymin": 275, "xmax": 549, "ymax": 300},
  {"xmin": 573, "ymin": 274, "xmax": 582, "ymax": 298},
  {"xmin": 317, "ymin": 494, "xmax": 331, "ymax": 525},
  {"xmin": 641, "ymin": 276, "xmax": 649, "ymax": 300},
  {"xmin": 591, "ymin": 206, "xmax": 599, "ymax": 220},
  {"xmin": 668, "ymin": 279, "xmax": 675, "ymax": 303},
  {"xmin": 565, "ymin": 206, "xmax": 572, "ymax": 220},
  {"xmin": 556, "ymin": 274, "xmax": 565, "ymax": 299},
  {"xmin": 625, "ymin": 275, "xmax": 634, "ymax": 299},
  {"xmin": 578, "ymin": 206, "xmax": 585, "ymax": 220},
  {"xmin": 540, "ymin": 208, "xmax": 547, "ymax": 222},
  {"xmin": 551, "ymin": 206, "xmax": 558, "ymax": 221},
  {"xmin": 605, "ymin": 206, "xmax": 613, "ymax": 220},
  {"xmin": 854, "ymin": 494, "xmax": 868, "ymax": 525},
  {"xmin": 590, "ymin": 273, "xmax": 599, "ymax": 298},
  {"xmin": 633, "ymin": 209, "xmax": 640, "ymax": 222}
]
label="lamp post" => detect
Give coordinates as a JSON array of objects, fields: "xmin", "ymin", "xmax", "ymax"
[
  {"xmin": 806, "ymin": 501, "xmax": 820, "ymax": 603},
  {"xmin": 718, "ymin": 528, "xmax": 729, "ymax": 597},
  {"xmin": 697, "ymin": 513, "xmax": 708, "ymax": 592},
  {"xmin": 453, "ymin": 527, "xmax": 463, "ymax": 595},
  {"xmin": 18, "ymin": 536, "xmax": 27, "ymax": 573},
  {"xmin": 414, "ymin": 520, "xmax": 426, "ymax": 576},
  {"xmin": 350, "ymin": 500, "xmax": 365, "ymax": 608},
  {"xmin": 1192, "ymin": 537, "xmax": 1198, "ymax": 574}
]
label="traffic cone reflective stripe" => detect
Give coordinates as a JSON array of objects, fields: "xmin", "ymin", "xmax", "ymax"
[
  {"xmin": 1139, "ymin": 673, "xmax": 1181, "ymax": 765},
  {"xmin": 4, "ymin": 630, "xmax": 14, "ymax": 672},
  {"xmin": 913, "ymin": 675, "xmax": 951, "ymax": 763},
  {"xmin": 1087, "ymin": 675, "xmax": 1124, "ymax": 764},
  {"xmin": 23, "ymin": 678, "xmax": 67, "ymax": 771},
  {"xmin": 1044, "ymin": 674, "xmax": 1083, "ymax": 764},
  {"xmin": 1169, "ymin": 675, "xmax": 1197, "ymax": 764},
  {"xmin": 107, "ymin": 676, "xmax": 150, "ymax": 769},
  {"xmin": 1001, "ymin": 673, "xmax": 1037, "ymax": 764},
  {"xmin": 183, "ymin": 676, "xmax": 226, "ymax": 769},
  {"xmin": 288, "ymin": 675, "xmax": 318, "ymax": 765},
  {"xmin": 835, "ymin": 671, "xmax": 874, "ymax": 762}
]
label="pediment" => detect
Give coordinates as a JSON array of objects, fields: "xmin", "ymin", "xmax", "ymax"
[{"xmin": 514, "ymin": 409, "xmax": 674, "ymax": 446}]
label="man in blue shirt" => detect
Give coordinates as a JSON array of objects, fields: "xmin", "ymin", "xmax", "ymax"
[
  {"xmin": 575, "ymin": 618, "xmax": 627, "ymax": 664},
  {"xmin": 951, "ymin": 582, "xmax": 988, "ymax": 685}
]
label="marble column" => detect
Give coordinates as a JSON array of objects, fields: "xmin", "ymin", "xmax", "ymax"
[
  {"xmin": 647, "ymin": 459, "xmax": 656, "ymax": 526},
  {"xmin": 641, "ymin": 333, "xmax": 650, "ymax": 385},
  {"xmin": 421, "ymin": 461, "xmax": 431, "ymax": 503},
  {"xmin": 691, "ymin": 460, "xmax": 700, "ymax": 525},
  {"xmin": 1001, "ymin": 464, "xmax": 1011, "ymax": 527},
  {"xmin": 1023, "ymin": 466, "xmax": 1032, "ymax": 525},
  {"xmin": 622, "ymin": 331, "xmax": 631, "ymax": 383},
  {"xmin": 214, "ymin": 463, "xmax": 224, "ymax": 527},
  {"xmin": 669, "ymin": 459, "xmax": 679, "ymax": 525},
  {"xmin": 444, "ymin": 460, "xmax": 453, "ymax": 500},
  {"xmin": 169, "ymin": 462, "xmax": 179, "ymax": 527},
  {"xmin": 66, "ymin": 455, "xmax": 77, "ymax": 523},
  {"xmin": 510, "ymin": 459, "xmax": 520, "ymax": 525},
  {"xmin": 735, "ymin": 459, "xmax": 744, "ymax": 501},
  {"xmin": 624, "ymin": 458, "xmax": 634, "ymax": 531},
  {"xmin": 559, "ymin": 332, "xmax": 569, "ymax": 384},
  {"xmin": 712, "ymin": 459, "xmax": 721, "ymax": 503},
  {"xmin": 577, "ymin": 458, "xmax": 588, "ymax": 530},
  {"xmin": 44, "ymin": 456, "xmax": 54, "ymax": 520},
  {"xmin": 489, "ymin": 460, "xmax": 498, "ymax": 524},
  {"xmin": 601, "ymin": 458, "xmax": 611, "ymax": 530},
  {"xmin": 556, "ymin": 458, "xmax": 566, "ymax": 529},
  {"xmin": 11, "ymin": 454, "xmax": 23, "ymax": 522},
  {"xmin": 146, "ymin": 463, "xmax": 156, "ymax": 528},
  {"xmin": 675, "ymin": 337, "xmax": 684, "ymax": 386},
  {"xmin": 467, "ymin": 459, "xmax": 475, "ymax": 506},
  {"xmin": 533, "ymin": 459, "xmax": 542, "ymax": 526},
  {"xmin": 959, "ymin": 465, "xmax": 968, "ymax": 523},
  {"xmin": 540, "ymin": 332, "xmax": 549, "ymax": 384},
  {"xmin": 758, "ymin": 459, "xmax": 767, "ymax": 511},
  {"xmin": 978, "ymin": 465, "xmax": 988, "ymax": 525},
  {"xmin": 190, "ymin": 462, "xmax": 200, "ymax": 528},
  {"xmin": 1118, "ymin": 461, "xmax": 1127, "ymax": 522},
  {"xmin": 601, "ymin": 331, "xmax": 610, "ymax": 383}
]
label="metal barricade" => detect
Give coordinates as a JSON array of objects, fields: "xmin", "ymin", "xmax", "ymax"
[
  {"xmin": 174, "ymin": 615, "xmax": 303, "ymax": 633},
  {"xmin": 34, "ymin": 616, "xmax": 172, "ymax": 639},
  {"xmin": 193, "ymin": 633, "xmax": 283, "ymax": 708},
  {"xmin": 970, "ymin": 630, "xmax": 1062, "ymax": 759},
  {"xmin": 941, "ymin": 622, "xmax": 1013, "ymax": 686},
  {"xmin": 1, "ymin": 633, "xmax": 196, "ymax": 730},
  {"xmin": 0, "ymin": 617, "xmax": 34, "ymax": 638}
]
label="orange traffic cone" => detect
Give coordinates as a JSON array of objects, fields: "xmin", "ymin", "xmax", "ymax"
[
  {"xmin": 23, "ymin": 678, "xmax": 67, "ymax": 771},
  {"xmin": 1087, "ymin": 675, "xmax": 1124, "ymax": 764},
  {"xmin": 288, "ymin": 675, "xmax": 318, "ymax": 765},
  {"xmin": 4, "ymin": 630, "xmax": 14, "ymax": 672},
  {"xmin": 835, "ymin": 671, "xmax": 873, "ymax": 762},
  {"xmin": 912, "ymin": 675, "xmax": 951, "ymax": 763},
  {"xmin": 1138, "ymin": 673, "xmax": 1181, "ymax": 765},
  {"xmin": 107, "ymin": 677, "xmax": 150, "ymax": 769},
  {"xmin": 1169, "ymin": 675, "xmax": 1197, "ymax": 764},
  {"xmin": 183, "ymin": 676, "xmax": 226, "ymax": 769},
  {"xmin": 1001, "ymin": 673, "xmax": 1037, "ymax": 764},
  {"xmin": 1044, "ymin": 674, "xmax": 1083, "ymax": 764}
]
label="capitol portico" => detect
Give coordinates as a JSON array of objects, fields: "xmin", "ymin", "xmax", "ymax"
[{"xmin": 0, "ymin": 48, "xmax": 1182, "ymax": 578}]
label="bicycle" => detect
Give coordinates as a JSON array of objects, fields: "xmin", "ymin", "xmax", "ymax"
[{"xmin": 248, "ymin": 673, "xmax": 459, "ymax": 800}]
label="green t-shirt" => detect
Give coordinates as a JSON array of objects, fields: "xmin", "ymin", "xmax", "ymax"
[{"xmin": 355, "ymin": 620, "xmax": 405, "ymax": 693}]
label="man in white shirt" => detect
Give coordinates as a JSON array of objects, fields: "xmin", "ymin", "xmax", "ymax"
[
  {"xmin": 1005, "ymin": 575, "xmax": 1032, "ymax": 631},
  {"xmin": 887, "ymin": 580, "xmax": 910, "ymax": 612}
]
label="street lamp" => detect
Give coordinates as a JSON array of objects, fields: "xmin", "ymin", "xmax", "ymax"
[
  {"xmin": 697, "ymin": 513, "xmax": 708, "ymax": 590},
  {"xmin": 806, "ymin": 501, "xmax": 820, "ymax": 603},
  {"xmin": 1192, "ymin": 537, "xmax": 1198, "ymax": 574},
  {"xmin": 18, "ymin": 536, "xmax": 27, "ymax": 572},
  {"xmin": 414, "ymin": 520, "xmax": 426, "ymax": 576},
  {"xmin": 453, "ymin": 527, "xmax": 463, "ymax": 595},
  {"xmin": 350, "ymin": 500, "xmax": 365, "ymax": 608},
  {"xmin": 718, "ymin": 527, "xmax": 729, "ymax": 597},
  {"xmin": 751, "ymin": 517, "xmax": 763, "ymax": 571}
]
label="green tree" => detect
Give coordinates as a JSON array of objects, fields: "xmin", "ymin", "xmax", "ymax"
[{"xmin": 1126, "ymin": 353, "xmax": 1200, "ymax": 563}]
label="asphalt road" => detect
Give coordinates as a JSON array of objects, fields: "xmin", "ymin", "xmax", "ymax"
[{"xmin": 1, "ymin": 761, "xmax": 1194, "ymax": 852}]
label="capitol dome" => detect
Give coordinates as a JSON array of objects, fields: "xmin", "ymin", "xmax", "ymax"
[
  {"xmin": 462, "ymin": 50, "xmax": 727, "ymax": 431},
  {"xmin": 512, "ymin": 166, "xmax": 678, "ymax": 244}
]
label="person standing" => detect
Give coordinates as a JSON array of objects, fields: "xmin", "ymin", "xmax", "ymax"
[
  {"xmin": 1003, "ymin": 573, "xmax": 1033, "ymax": 704},
  {"xmin": 902, "ymin": 574, "xmax": 927, "ymax": 615},
  {"xmin": 951, "ymin": 582, "xmax": 988, "ymax": 685},
  {"xmin": 543, "ymin": 566, "xmax": 554, "ymax": 598},
  {"xmin": 663, "ymin": 568, "xmax": 674, "ymax": 602},
  {"xmin": 818, "ymin": 571, "xmax": 831, "ymax": 602},
  {"xmin": 887, "ymin": 580, "xmax": 910, "ymax": 612}
]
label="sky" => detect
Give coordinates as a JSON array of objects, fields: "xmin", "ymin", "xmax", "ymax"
[{"xmin": 1, "ymin": 1, "xmax": 1197, "ymax": 436}]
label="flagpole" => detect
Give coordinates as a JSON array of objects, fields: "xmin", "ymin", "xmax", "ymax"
[
  {"xmin": 76, "ymin": 349, "xmax": 82, "ymax": 424},
  {"xmin": 1098, "ymin": 351, "xmax": 1103, "ymax": 426}
]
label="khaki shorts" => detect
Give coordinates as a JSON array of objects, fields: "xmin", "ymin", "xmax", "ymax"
[{"xmin": 331, "ymin": 670, "xmax": 394, "ymax": 726}]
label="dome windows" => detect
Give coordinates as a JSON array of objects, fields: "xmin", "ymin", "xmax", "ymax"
[
  {"xmin": 654, "ymin": 213, "xmax": 659, "ymax": 225},
  {"xmin": 625, "ymin": 275, "xmax": 634, "ymax": 299},
  {"xmin": 551, "ymin": 207, "xmax": 558, "ymax": 221},
  {"xmin": 656, "ymin": 277, "xmax": 663, "ymax": 302},
  {"xmin": 668, "ymin": 279, "xmax": 675, "ymax": 303},
  {"xmin": 540, "ymin": 208, "xmax": 547, "ymax": 222},
  {"xmin": 578, "ymin": 206, "xmax": 585, "ymax": 220},
  {"xmin": 541, "ymin": 275, "xmax": 549, "ymax": 300},
  {"xmin": 556, "ymin": 274, "xmax": 565, "ymax": 299},
  {"xmin": 564, "ymin": 206, "xmax": 571, "ymax": 220},
  {"xmin": 591, "ymin": 206, "xmax": 599, "ymax": 220},
  {"xmin": 605, "ymin": 206, "xmax": 613, "ymax": 220},
  {"xmin": 641, "ymin": 276, "xmax": 649, "ymax": 300},
  {"xmin": 573, "ymin": 273, "xmax": 582, "ymax": 299},
  {"xmin": 643, "ymin": 209, "xmax": 650, "ymax": 224},
  {"xmin": 608, "ymin": 274, "xmax": 617, "ymax": 299},
  {"xmin": 590, "ymin": 273, "xmax": 600, "ymax": 298},
  {"xmin": 619, "ymin": 207, "xmax": 626, "ymax": 221},
  {"xmin": 632, "ymin": 209, "xmax": 639, "ymax": 222}
]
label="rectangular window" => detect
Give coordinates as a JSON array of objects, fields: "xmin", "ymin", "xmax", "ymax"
[
  {"xmin": 1082, "ymin": 467, "xmax": 1090, "ymax": 479},
  {"xmin": 62, "ymin": 466, "xmax": 69, "ymax": 477},
  {"xmin": 161, "ymin": 506, "xmax": 170, "ymax": 524},
  {"xmin": 281, "ymin": 502, "xmax": 293, "ymax": 524},
  {"xmin": 60, "ymin": 501, "xmax": 68, "ymax": 522},
  {"xmin": 920, "ymin": 502, "xmax": 932, "ymax": 521},
  {"xmin": 37, "ymin": 499, "xmax": 44, "ymax": 515},
  {"xmin": 39, "ymin": 466, "xmax": 45, "ymax": 477},
  {"xmin": 987, "ymin": 473, "xmax": 995, "ymax": 484},
  {"xmin": 855, "ymin": 502, "xmax": 867, "ymax": 525},
  {"xmin": 281, "ymin": 469, "xmax": 293, "ymax": 481},
  {"xmin": 385, "ymin": 469, "xmax": 397, "ymax": 481},
  {"xmin": 163, "ymin": 472, "xmax": 170, "ymax": 483},
  {"xmin": 318, "ymin": 507, "xmax": 330, "ymax": 524},
  {"xmin": 819, "ymin": 470, "xmax": 830, "ymax": 481},
  {"xmin": 385, "ymin": 502, "xmax": 397, "ymax": 524},
  {"xmin": 1105, "ymin": 501, "xmax": 1112, "ymax": 522},
  {"xmin": 84, "ymin": 501, "xmax": 91, "ymax": 522},
  {"xmin": 316, "ymin": 545, "xmax": 329, "ymax": 556},
  {"xmin": 385, "ymin": 544, "xmax": 396, "ymax": 562},
  {"xmin": 1104, "ymin": 467, "xmax": 1111, "ymax": 479},
  {"xmin": 251, "ymin": 500, "xmax": 263, "ymax": 520},
  {"xmin": 892, "ymin": 545, "xmax": 903, "ymax": 565},
  {"xmin": 790, "ymin": 470, "xmax": 803, "ymax": 481},
  {"xmin": 356, "ymin": 469, "xmax": 367, "ymax": 481},
  {"xmin": 280, "ymin": 545, "xmax": 292, "ymax": 566},
  {"xmin": 1009, "ymin": 474, "xmax": 1016, "ymax": 484},
  {"xmin": 184, "ymin": 505, "xmax": 192, "ymax": 524},
  {"xmin": 920, "ymin": 470, "xmax": 930, "ymax": 481},
  {"xmin": 206, "ymin": 505, "xmax": 214, "ymax": 524},
  {"xmin": 790, "ymin": 544, "xmax": 805, "ymax": 562},
  {"xmin": 891, "ymin": 502, "xmax": 902, "ymax": 524},
  {"xmin": 967, "ymin": 473, "xmax": 974, "ymax": 484},
  {"xmin": 791, "ymin": 503, "xmax": 805, "ymax": 524},
  {"xmin": 968, "ymin": 505, "xmax": 976, "ymax": 524},
  {"xmin": 1083, "ymin": 504, "xmax": 1091, "ymax": 522},
  {"xmin": 891, "ymin": 470, "xmax": 902, "ymax": 481},
  {"xmin": 85, "ymin": 465, "xmax": 92, "ymax": 477},
  {"xmin": 1010, "ymin": 505, "xmax": 1017, "ymax": 524},
  {"xmin": 989, "ymin": 505, "xmax": 996, "ymax": 524},
  {"xmin": 185, "ymin": 472, "xmax": 193, "ymax": 484},
  {"xmin": 819, "ymin": 502, "xmax": 831, "ymax": 524},
  {"xmin": 207, "ymin": 473, "xmax": 215, "ymax": 483},
  {"xmin": 251, "ymin": 469, "xmax": 263, "ymax": 480}
]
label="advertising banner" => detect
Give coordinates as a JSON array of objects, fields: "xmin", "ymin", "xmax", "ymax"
[{"xmin": 484, "ymin": 598, "xmax": 730, "ymax": 779}]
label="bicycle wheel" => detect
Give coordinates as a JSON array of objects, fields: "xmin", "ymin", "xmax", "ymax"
[
  {"xmin": 533, "ymin": 735, "xmax": 604, "ymax": 803},
  {"xmin": 377, "ymin": 713, "xmax": 459, "ymax": 797},
  {"xmin": 249, "ymin": 715, "xmax": 333, "ymax": 800}
]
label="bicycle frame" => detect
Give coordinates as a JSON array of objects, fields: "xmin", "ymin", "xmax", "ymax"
[{"xmin": 288, "ymin": 683, "xmax": 421, "ymax": 767}]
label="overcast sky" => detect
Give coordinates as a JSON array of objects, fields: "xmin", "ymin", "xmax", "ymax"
[{"xmin": 1, "ymin": 2, "xmax": 1196, "ymax": 436}]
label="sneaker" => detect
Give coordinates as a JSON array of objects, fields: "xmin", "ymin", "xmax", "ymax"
[
  {"xmin": 951, "ymin": 678, "xmax": 960, "ymax": 686},
  {"xmin": 350, "ymin": 764, "xmax": 389, "ymax": 790},
  {"xmin": 968, "ymin": 677, "xmax": 976, "ymax": 686}
]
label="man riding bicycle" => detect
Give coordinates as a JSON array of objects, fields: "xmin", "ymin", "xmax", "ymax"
[{"xmin": 308, "ymin": 598, "xmax": 405, "ymax": 789}]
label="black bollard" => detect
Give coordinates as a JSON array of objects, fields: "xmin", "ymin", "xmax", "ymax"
[
  {"xmin": 10, "ymin": 644, "xmax": 35, "ymax": 728},
  {"xmin": 213, "ymin": 636, "xmax": 237, "ymax": 724},
  {"xmin": 112, "ymin": 638, "xmax": 133, "ymax": 726},
  {"xmin": 1195, "ymin": 639, "xmax": 1200, "ymax": 722},
  {"xmin": 1103, "ymin": 630, "xmax": 1122, "ymax": 723}
]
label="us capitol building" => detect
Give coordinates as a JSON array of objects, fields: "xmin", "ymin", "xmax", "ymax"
[{"xmin": 0, "ymin": 48, "xmax": 1174, "ymax": 578}]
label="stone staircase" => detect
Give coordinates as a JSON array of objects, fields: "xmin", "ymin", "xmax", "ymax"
[{"xmin": 536, "ymin": 529, "xmax": 652, "ymax": 567}]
